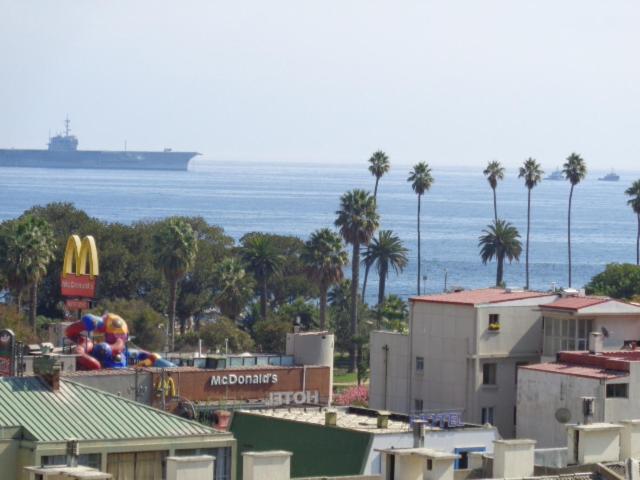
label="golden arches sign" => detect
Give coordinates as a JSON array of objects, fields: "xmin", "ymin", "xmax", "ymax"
[{"xmin": 61, "ymin": 235, "xmax": 99, "ymax": 299}]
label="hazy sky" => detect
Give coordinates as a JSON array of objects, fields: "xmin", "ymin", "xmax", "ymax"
[{"xmin": 1, "ymin": 0, "xmax": 639, "ymax": 169}]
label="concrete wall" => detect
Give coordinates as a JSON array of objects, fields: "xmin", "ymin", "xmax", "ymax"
[
  {"xmin": 166, "ymin": 455, "xmax": 214, "ymax": 480},
  {"xmin": 517, "ymin": 368, "xmax": 604, "ymax": 447},
  {"xmin": 66, "ymin": 370, "xmax": 153, "ymax": 404},
  {"xmin": 369, "ymin": 331, "xmax": 410, "ymax": 412},
  {"xmin": 604, "ymin": 364, "xmax": 640, "ymax": 424}
]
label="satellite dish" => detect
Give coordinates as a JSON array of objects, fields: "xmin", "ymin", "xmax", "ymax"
[{"xmin": 555, "ymin": 408, "xmax": 571, "ymax": 424}]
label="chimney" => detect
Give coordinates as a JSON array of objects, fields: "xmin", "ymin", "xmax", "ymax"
[
  {"xmin": 567, "ymin": 423, "xmax": 622, "ymax": 464},
  {"xmin": 66, "ymin": 439, "xmax": 79, "ymax": 467},
  {"xmin": 492, "ymin": 439, "xmax": 536, "ymax": 478},
  {"xmin": 34, "ymin": 355, "xmax": 61, "ymax": 391},
  {"xmin": 589, "ymin": 332, "xmax": 603, "ymax": 354},
  {"xmin": 325, "ymin": 409, "xmax": 337, "ymax": 427},
  {"xmin": 377, "ymin": 411, "xmax": 390, "ymax": 429},
  {"xmin": 242, "ymin": 451, "xmax": 292, "ymax": 480},
  {"xmin": 620, "ymin": 420, "xmax": 640, "ymax": 461},
  {"xmin": 167, "ymin": 455, "xmax": 215, "ymax": 480},
  {"xmin": 413, "ymin": 420, "xmax": 427, "ymax": 448},
  {"xmin": 582, "ymin": 396, "xmax": 595, "ymax": 424}
]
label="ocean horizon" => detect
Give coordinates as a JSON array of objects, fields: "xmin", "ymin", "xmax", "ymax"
[{"xmin": 1, "ymin": 160, "xmax": 638, "ymax": 302}]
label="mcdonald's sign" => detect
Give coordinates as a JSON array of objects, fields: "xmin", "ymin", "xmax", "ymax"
[{"xmin": 60, "ymin": 235, "xmax": 99, "ymax": 298}]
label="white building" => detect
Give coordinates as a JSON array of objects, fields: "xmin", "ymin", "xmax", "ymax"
[
  {"xmin": 517, "ymin": 345, "xmax": 640, "ymax": 448},
  {"xmin": 370, "ymin": 288, "xmax": 559, "ymax": 437}
]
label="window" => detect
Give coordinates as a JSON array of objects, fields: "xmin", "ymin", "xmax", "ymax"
[
  {"xmin": 515, "ymin": 362, "xmax": 528, "ymax": 384},
  {"xmin": 414, "ymin": 398, "xmax": 424, "ymax": 412},
  {"xmin": 606, "ymin": 383, "xmax": 629, "ymax": 398},
  {"xmin": 427, "ymin": 459, "xmax": 433, "ymax": 470},
  {"xmin": 489, "ymin": 314, "xmax": 500, "ymax": 326},
  {"xmin": 481, "ymin": 406, "xmax": 495, "ymax": 425},
  {"xmin": 42, "ymin": 454, "xmax": 101, "ymax": 470},
  {"xmin": 544, "ymin": 317, "xmax": 593, "ymax": 355},
  {"xmin": 454, "ymin": 447, "xmax": 485, "ymax": 470},
  {"xmin": 482, "ymin": 363, "xmax": 497, "ymax": 385},
  {"xmin": 415, "ymin": 356, "xmax": 424, "ymax": 372}
]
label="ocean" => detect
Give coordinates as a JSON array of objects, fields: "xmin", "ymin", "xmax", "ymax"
[{"xmin": 1, "ymin": 160, "xmax": 638, "ymax": 302}]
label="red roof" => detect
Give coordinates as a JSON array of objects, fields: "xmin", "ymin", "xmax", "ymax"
[
  {"xmin": 540, "ymin": 296, "xmax": 609, "ymax": 312},
  {"xmin": 520, "ymin": 362, "xmax": 627, "ymax": 380},
  {"xmin": 410, "ymin": 288, "xmax": 552, "ymax": 306},
  {"xmin": 521, "ymin": 350, "xmax": 640, "ymax": 380}
]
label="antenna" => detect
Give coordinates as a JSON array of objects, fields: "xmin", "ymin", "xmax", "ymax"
[{"xmin": 64, "ymin": 116, "xmax": 70, "ymax": 136}]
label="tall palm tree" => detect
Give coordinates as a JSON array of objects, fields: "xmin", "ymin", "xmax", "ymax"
[
  {"xmin": 363, "ymin": 230, "xmax": 409, "ymax": 307},
  {"xmin": 563, "ymin": 153, "xmax": 587, "ymax": 287},
  {"xmin": 215, "ymin": 257, "xmax": 255, "ymax": 320},
  {"xmin": 518, "ymin": 158, "xmax": 544, "ymax": 289},
  {"xmin": 479, "ymin": 219, "xmax": 522, "ymax": 286},
  {"xmin": 0, "ymin": 221, "xmax": 29, "ymax": 312},
  {"xmin": 362, "ymin": 150, "xmax": 390, "ymax": 299},
  {"xmin": 335, "ymin": 189, "xmax": 379, "ymax": 371},
  {"xmin": 10, "ymin": 215, "xmax": 56, "ymax": 332},
  {"xmin": 241, "ymin": 234, "xmax": 285, "ymax": 320},
  {"xmin": 407, "ymin": 162, "xmax": 434, "ymax": 295},
  {"xmin": 153, "ymin": 217, "xmax": 198, "ymax": 351},
  {"xmin": 626, "ymin": 179, "xmax": 640, "ymax": 265},
  {"xmin": 483, "ymin": 160, "xmax": 505, "ymax": 223},
  {"xmin": 302, "ymin": 228, "xmax": 348, "ymax": 330}
]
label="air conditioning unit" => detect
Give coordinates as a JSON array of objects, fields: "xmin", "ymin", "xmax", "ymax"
[{"xmin": 505, "ymin": 286, "xmax": 524, "ymax": 293}]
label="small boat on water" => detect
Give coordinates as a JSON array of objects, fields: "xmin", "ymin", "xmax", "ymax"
[
  {"xmin": 598, "ymin": 170, "xmax": 620, "ymax": 182},
  {"xmin": 546, "ymin": 168, "xmax": 564, "ymax": 181}
]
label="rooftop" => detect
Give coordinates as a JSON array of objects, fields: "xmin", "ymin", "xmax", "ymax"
[
  {"xmin": 540, "ymin": 296, "xmax": 609, "ymax": 311},
  {"xmin": 0, "ymin": 376, "xmax": 225, "ymax": 442},
  {"xmin": 540, "ymin": 296, "xmax": 640, "ymax": 314},
  {"xmin": 410, "ymin": 288, "xmax": 553, "ymax": 306},
  {"xmin": 520, "ymin": 350, "xmax": 640, "ymax": 380}
]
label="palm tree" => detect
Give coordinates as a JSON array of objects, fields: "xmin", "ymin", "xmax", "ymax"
[
  {"xmin": 483, "ymin": 160, "xmax": 505, "ymax": 223},
  {"xmin": 335, "ymin": 189, "xmax": 379, "ymax": 371},
  {"xmin": 626, "ymin": 179, "xmax": 640, "ymax": 265},
  {"xmin": 363, "ymin": 230, "xmax": 409, "ymax": 308},
  {"xmin": 479, "ymin": 219, "xmax": 522, "ymax": 286},
  {"xmin": 0, "ymin": 221, "xmax": 29, "ymax": 312},
  {"xmin": 563, "ymin": 153, "xmax": 587, "ymax": 287},
  {"xmin": 408, "ymin": 162, "xmax": 434, "ymax": 295},
  {"xmin": 153, "ymin": 218, "xmax": 198, "ymax": 351},
  {"xmin": 362, "ymin": 150, "xmax": 390, "ymax": 299},
  {"xmin": 10, "ymin": 215, "xmax": 56, "ymax": 332},
  {"xmin": 215, "ymin": 257, "xmax": 255, "ymax": 320},
  {"xmin": 518, "ymin": 158, "xmax": 544, "ymax": 289},
  {"xmin": 302, "ymin": 228, "xmax": 348, "ymax": 330},
  {"xmin": 241, "ymin": 234, "xmax": 285, "ymax": 320}
]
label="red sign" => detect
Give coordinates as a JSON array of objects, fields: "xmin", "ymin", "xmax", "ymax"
[
  {"xmin": 61, "ymin": 274, "xmax": 97, "ymax": 298},
  {"xmin": 65, "ymin": 299, "xmax": 91, "ymax": 311}
]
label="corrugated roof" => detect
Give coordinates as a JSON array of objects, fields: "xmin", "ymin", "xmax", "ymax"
[
  {"xmin": 540, "ymin": 296, "xmax": 610, "ymax": 311},
  {"xmin": 0, "ymin": 376, "xmax": 222, "ymax": 442},
  {"xmin": 410, "ymin": 288, "xmax": 552, "ymax": 306}
]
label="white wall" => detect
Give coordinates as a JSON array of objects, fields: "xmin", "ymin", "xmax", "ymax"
[
  {"xmin": 369, "ymin": 331, "xmax": 410, "ymax": 412},
  {"xmin": 517, "ymin": 368, "xmax": 604, "ymax": 447},
  {"xmin": 166, "ymin": 455, "xmax": 214, "ymax": 480}
]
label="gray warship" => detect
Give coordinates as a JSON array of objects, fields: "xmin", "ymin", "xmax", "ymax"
[{"xmin": 0, "ymin": 118, "xmax": 199, "ymax": 171}]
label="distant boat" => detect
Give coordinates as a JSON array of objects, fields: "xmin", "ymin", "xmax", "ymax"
[
  {"xmin": 598, "ymin": 170, "xmax": 620, "ymax": 182},
  {"xmin": 546, "ymin": 168, "xmax": 564, "ymax": 181},
  {"xmin": 0, "ymin": 118, "xmax": 199, "ymax": 171}
]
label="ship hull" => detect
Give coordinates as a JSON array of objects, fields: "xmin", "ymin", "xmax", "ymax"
[{"xmin": 0, "ymin": 149, "xmax": 198, "ymax": 171}]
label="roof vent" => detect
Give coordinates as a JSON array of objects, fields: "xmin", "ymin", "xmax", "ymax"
[
  {"xmin": 325, "ymin": 409, "xmax": 337, "ymax": 427},
  {"xmin": 505, "ymin": 286, "xmax": 524, "ymax": 293},
  {"xmin": 562, "ymin": 288, "xmax": 580, "ymax": 297}
]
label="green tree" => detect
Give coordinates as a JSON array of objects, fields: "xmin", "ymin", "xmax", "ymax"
[
  {"xmin": 563, "ymin": 153, "xmax": 587, "ymax": 287},
  {"xmin": 241, "ymin": 234, "xmax": 285, "ymax": 319},
  {"xmin": 335, "ymin": 189, "xmax": 379, "ymax": 371},
  {"xmin": 518, "ymin": 158, "xmax": 544, "ymax": 289},
  {"xmin": 626, "ymin": 180, "xmax": 640, "ymax": 265},
  {"xmin": 214, "ymin": 258, "xmax": 255, "ymax": 320},
  {"xmin": 0, "ymin": 221, "xmax": 28, "ymax": 311},
  {"xmin": 408, "ymin": 162, "xmax": 434, "ymax": 295},
  {"xmin": 253, "ymin": 318, "xmax": 292, "ymax": 353},
  {"xmin": 152, "ymin": 217, "xmax": 198, "ymax": 351},
  {"xmin": 483, "ymin": 160, "xmax": 505, "ymax": 223},
  {"xmin": 478, "ymin": 219, "xmax": 522, "ymax": 286},
  {"xmin": 362, "ymin": 230, "xmax": 408, "ymax": 314},
  {"xmin": 199, "ymin": 318, "xmax": 255, "ymax": 353},
  {"xmin": 380, "ymin": 294, "xmax": 409, "ymax": 333},
  {"xmin": 586, "ymin": 263, "xmax": 640, "ymax": 299},
  {"xmin": 9, "ymin": 216, "xmax": 56, "ymax": 332},
  {"xmin": 302, "ymin": 228, "xmax": 348, "ymax": 329}
]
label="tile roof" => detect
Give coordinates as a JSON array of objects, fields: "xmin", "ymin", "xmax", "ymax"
[
  {"xmin": 520, "ymin": 350, "xmax": 640, "ymax": 380},
  {"xmin": 540, "ymin": 296, "xmax": 610, "ymax": 311},
  {"xmin": 520, "ymin": 362, "xmax": 628, "ymax": 380},
  {"xmin": 0, "ymin": 376, "xmax": 223, "ymax": 442},
  {"xmin": 410, "ymin": 288, "xmax": 552, "ymax": 306}
]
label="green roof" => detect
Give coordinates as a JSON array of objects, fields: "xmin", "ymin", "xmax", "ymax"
[{"xmin": 0, "ymin": 376, "xmax": 220, "ymax": 442}]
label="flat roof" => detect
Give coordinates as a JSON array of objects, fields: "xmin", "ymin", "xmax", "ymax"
[
  {"xmin": 540, "ymin": 296, "xmax": 640, "ymax": 314},
  {"xmin": 410, "ymin": 288, "xmax": 552, "ymax": 306},
  {"xmin": 520, "ymin": 350, "xmax": 640, "ymax": 380}
]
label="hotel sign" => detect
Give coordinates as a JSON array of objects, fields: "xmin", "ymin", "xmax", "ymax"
[
  {"xmin": 60, "ymin": 235, "xmax": 99, "ymax": 299},
  {"xmin": 210, "ymin": 372, "xmax": 279, "ymax": 387},
  {"xmin": 268, "ymin": 390, "xmax": 319, "ymax": 406}
]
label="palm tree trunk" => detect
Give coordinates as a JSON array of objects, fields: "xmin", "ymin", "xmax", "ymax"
[
  {"xmin": 525, "ymin": 188, "xmax": 531, "ymax": 289},
  {"xmin": 30, "ymin": 282, "xmax": 38, "ymax": 334},
  {"xmin": 636, "ymin": 213, "xmax": 639, "ymax": 266},
  {"xmin": 496, "ymin": 254, "xmax": 504, "ymax": 286},
  {"xmin": 373, "ymin": 177, "xmax": 380, "ymax": 199},
  {"xmin": 568, "ymin": 184, "xmax": 574, "ymax": 287},
  {"xmin": 16, "ymin": 288, "xmax": 23, "ymax": 314},
  {"xmin": 361, "ymin": 263, "xmax": 371, "ymax": 301},
  {"xmin": 349, "ymin": 240, "xmax": 360, "ymax": 373},
  {"xmin": 260, "ymin": 276, "xmax": 268, "ymax": 319},
  {"xmin": 417, "ymin": 194, "xmax": 422, "ymax": 295},
  {"xmin": 319, "ymin": 285, "xmax": 327, "ymax": 330},
  {"xmin": 377, "ymin": 264, "xmax": 387, "ymax": 330},
  {"xmin": 493, "ymin": 187, "xmax": 498, "ymax": 223},
  {"xmin": 169, "ymin": 279, "xmax": 177, "ymax": 351}
]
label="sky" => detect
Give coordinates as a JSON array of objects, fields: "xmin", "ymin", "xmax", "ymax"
[{"xmin": 1, "ymin": 0, "xmax": 639, "ymax": 169}]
